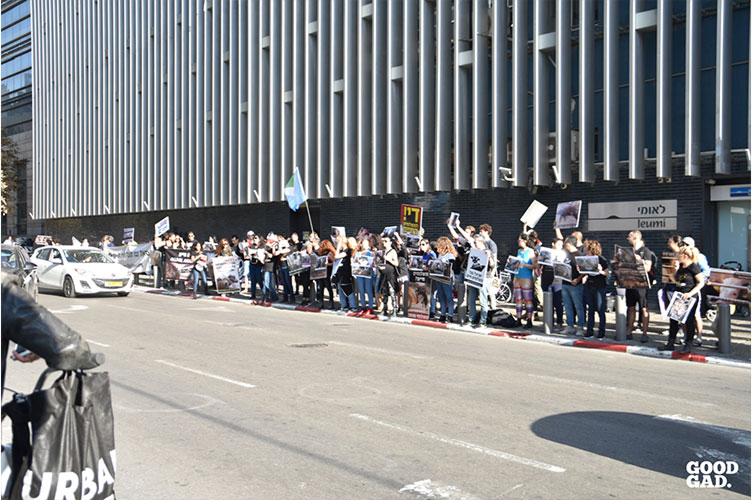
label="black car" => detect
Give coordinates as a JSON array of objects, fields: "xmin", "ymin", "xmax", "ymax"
[{"xmin": 1, "ymin": 244, "xmax": 39, "ymax": 301}]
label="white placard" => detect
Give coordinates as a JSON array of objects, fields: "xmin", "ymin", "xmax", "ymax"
[{"xmin": 520, "ymin": 200, "xmax": 548, "ymax": 228}]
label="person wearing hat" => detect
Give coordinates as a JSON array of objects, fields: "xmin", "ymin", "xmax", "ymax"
[{"xmin": 681, "ymin": 236, "xmax": 711, "ymax": 346}]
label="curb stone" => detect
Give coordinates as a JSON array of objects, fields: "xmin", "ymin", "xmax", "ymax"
[{"xmin": 132, "ymin": 286, "xmax": 750, "ymax": 370}]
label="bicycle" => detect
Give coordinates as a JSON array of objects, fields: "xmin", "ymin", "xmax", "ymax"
[{"xmin": 491, "ymin": 269, "xmax": 513, "ymax": 304}]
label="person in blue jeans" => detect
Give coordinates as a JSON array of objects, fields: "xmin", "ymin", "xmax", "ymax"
[
  {"xmin": 561, "ymin": 236, "xmax": 585, "ymax": 335},
  {"xmin": 582, "ymin": 239, "xmax": 610, "ymax": 338},
  {"xmin": 434, "ymin": 237, "xmax": 456, "ymax": 323},
  {"xmin": 335, "ymin": 237, "xmax": 358, "ymax": 311},
  {"xmin": 354, "ymin": 238, "xmax": 375, "ymax": 313},
  {"xmin": 261, "ymin": 242, "xmax": 279, "ymax": 302},
  {"xmin": 467, "ymin": 239, "xmax": 495, "ymax": 328},
  {"xmin": 189, "ymin": 242, "xmax": 208, "ymax": 299}
]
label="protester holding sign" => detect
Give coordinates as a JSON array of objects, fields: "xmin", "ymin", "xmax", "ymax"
[
  {"xmin": 379, "ymin": 236, "xmax": 400, "ymax": 316},
  {"xmin": 658, "ymin": 246, "xmax": 706, "ymax": 353},
  {"xmin": 560, "ymin": 237, "xmax": 585, "ymax": 335},
  {"xmin": 435, "ymin": 237, "xmax": 457, "ymax": 323},
  {"xmin": 582, "ymin": 239, "xmax": 610, "ymax": 338},
  {"xmin": 334, "ymin": 238, "xmax": 358, "ymax": 311},
  {"xmin": 509, "ymin": 233, "xmax": 537, "ymax": 329},
  {"xmin": 467, "ymin": 239, "xmax": 495, "ymax": 328},
  {"xmin": 316, "ymin": 239, "xmax": 337, "ymax": 309},
  {"xmin": 354, "ymin": 238, "xmax": 375, "ymax": 314},
  {"xmin": 189, "ymin": 242, "xmax": 209, "ymax": 299},
  {"xmin": 216, "ymin": 238, "xmax": 234, "ymax": 257},
  {"xmin": 622, "ymin": 230, "xmax": 656, "ymax": 343},
  {"xmin": 541, "ymin": 238, "xmax": 565, "ymax": 331}
]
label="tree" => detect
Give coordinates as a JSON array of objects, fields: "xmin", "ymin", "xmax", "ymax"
[{"xmin": 1, "ymin": 128, "xmax": 26, "ymax": 215}]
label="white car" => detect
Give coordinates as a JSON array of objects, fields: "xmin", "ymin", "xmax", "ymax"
[{"xmin": 31, "ymin": 245, "xmax": 133, "ymax": 298}]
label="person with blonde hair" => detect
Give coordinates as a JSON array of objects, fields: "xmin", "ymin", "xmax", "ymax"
[
  {"xmin": 659, "ymin": 246, "xmax": 705, "ymax": 353},
  {"xmin": 582, "ymin": 239, "xmax": 610, "ymax": 338}
]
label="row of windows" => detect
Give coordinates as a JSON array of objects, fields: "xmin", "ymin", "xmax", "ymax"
[
  {"xmin": 2, "ymin": 51, "xmax": 30, "ymax": 79},
  {"xmin": 1, "ymin": 1, "xmax": 29, "ymax": 30},
  {"xmin": 1, "ymin": 16, "xmax": 29, "ymax": 45}
]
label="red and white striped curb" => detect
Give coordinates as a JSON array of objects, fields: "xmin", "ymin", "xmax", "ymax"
[{"xmin": 133, "ymin": 286, "xmax": 750, "ymax": 369}]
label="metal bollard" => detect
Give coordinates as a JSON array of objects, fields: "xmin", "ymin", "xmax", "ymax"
[
  {"xmin": 543, "ymin": 291, "xmax": 553, "ymax": 335},
  {"xmin": 455, "ymin": 282, "xmax": 466, "ymax": 324},
  {"xmin": 153, "ymin": 265, "xmax": 159, "ymax": 288},
  {"xmin": 717, "ymin": 303, "xmax": 732, "ymax": 354},
  {"xmin": 614, "ymin": 289, "xmax": 627, "ymax": 341},
  {"xmin": 402, "ymin": 281, "xmax": 410, "ymax": 318}
]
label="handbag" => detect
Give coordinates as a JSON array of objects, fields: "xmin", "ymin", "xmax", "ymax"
[{"xmin": 2, "ymin": 369, "xmax": 116, "ymax": 500}]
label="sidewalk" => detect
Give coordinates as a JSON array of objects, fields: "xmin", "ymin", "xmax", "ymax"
[{"xmin": 133, "ymin": 281, "xmax": 751, "ymax": 370}]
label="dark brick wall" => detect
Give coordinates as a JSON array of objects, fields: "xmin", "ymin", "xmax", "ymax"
[{"xmin": 44, "ymin": 159, "xmax": 747, "ymax": 270}]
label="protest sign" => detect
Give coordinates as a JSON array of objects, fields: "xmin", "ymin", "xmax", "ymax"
[
  {"xmin": 428, "ymin": 259, "xmax": 452, "ymax": 285},
  {"xmin": 331, "ymin": 226, "xmax": 346, "ymax": 239},
  {"xmin": 123, "ymin": 227, "xmax": 135, "ymax": 244},
  {"xmin": 520, "ymin": 200, "xmax": 548, "ymax": 228},
  {"xmin": 331, "ymin": 258, "xmax": 343, "ymax": 282},
  {"xmin": 409, "ymin": 255, "xmax": 424, "ymax": 271},
  {"xmin": 405, "ymin": 234, "xmax": 421, "ymax": 253},
  {"xmin": 666, "ymin": 293, "xmax": 697, "ymax": 324},
  {"xmin": 310, "ymin": 256, "xmax": 328, "ymax": 280},
  {"xmin": 407, "ymin": 270, "xmax": 431, "ymax": 320},
  {"xmin": 105, "ymin": 243, "xmax": 154, "ymax": 274},
  {"xmin": 706, "ymin": 268, "xmax": 751, "ymax": 306},
  {"xmin": 212, "ymin": 256, "xmax": 241, "ymax": 293},
  {"xmin": 611, "ymin": 245, "xmax": 649, "ymax": 288},
  {"xmin": 446, "ymin": 212, "xmax": 461, "ymax": 229},
  {"xmin": 553, "ymin": 262, "xmax": 573, "ymax": 283},
  {"xmin": 34, "ymin": 235, "xmax": 51, "ymax": 246},
  {"xmin": 382, "ymin": 226, "xmax": 398, "ymax": 237},
  {"xmin": 575, "ymin": 256, "xmax": 600, "ymax": 275},
  {"xmin": 286, "ymin": 251, "xmax": 308, "ymax": 275},
  {"xmin": 374, "ymin": 250, "xmax": 386, "ymax": 269},
  {"xmin": 465, "ymin": 248, "xmax": 489, "ymax": 289},
  {"xmin": 554, "ymin": 201, "xmax": 582, "ymax": 229},
  {"xmin": 538, "ymin": 248, "xmax": 554, "ymax": 267},
  {"xmin": 352, "ymin": 254, "xmax": 374, "ymax": 278},
  {"xmin": 504, "ymin": 256, "xmax": 521, "ymax": 275},
  {"xmin": 661, "ymin": 252, "xmax": 679, "ymax": 283},
  {"xmin": 164, "ymin": 248, "xmax": 193, "ymax": 280},
  {"xmin": 400, "ymin": 204, "xmax": 423, "ymax": 236},
  {"xmin": 154, "ymin": 216, "xmax": 170, "ymax": 237}
]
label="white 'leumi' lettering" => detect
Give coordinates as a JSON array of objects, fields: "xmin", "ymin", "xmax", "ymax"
[
  {"xmin": 638, "ymin": 219, "xmax": 666, "ymax": 229},
  {"xmin": 20, "ymin": 450, "xmax": 116, "ymax": 500}
]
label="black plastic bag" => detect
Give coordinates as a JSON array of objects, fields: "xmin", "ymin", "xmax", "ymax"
[{"xmin": 3, "ymin": 370, "xmax": 116, "ymax": 500}]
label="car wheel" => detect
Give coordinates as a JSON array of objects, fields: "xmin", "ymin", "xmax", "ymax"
[
  {"xmin": 117, "ymin": 291, "xmax": 130, "ymax": 297},
  {"xmin": 63, "ymin": 276, "xmax": 77, "ymax": 298}
]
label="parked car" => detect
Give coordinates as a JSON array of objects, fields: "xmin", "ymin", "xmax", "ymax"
[
  {"xmin": 1, "ymin": 244, "xmax": 39, "ymax": 301},
  {"xmin": 31, "ymin": 245, "xmax": 133, "ymax": 298}
]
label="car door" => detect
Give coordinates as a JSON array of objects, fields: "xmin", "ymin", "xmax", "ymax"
[
  {"xmin": 45, "ymin": 249, "xmax": 67, "ymax": 289},
  {"xmin": 33, "ymin": 248, "xmax": 53, "ymax": 287}
]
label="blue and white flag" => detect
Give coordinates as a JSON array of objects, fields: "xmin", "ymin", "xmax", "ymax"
[{"xmin": 284, "ymin": 167, "xmax": 307, "ymax": 211}]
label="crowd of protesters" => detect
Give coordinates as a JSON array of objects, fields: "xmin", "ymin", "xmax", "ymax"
[{"xmin": 16, "ymin": 217, "xmax": 717, "ymax": 353}]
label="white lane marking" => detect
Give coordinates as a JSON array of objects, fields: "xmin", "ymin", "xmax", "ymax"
[
  {"xmin": 655, "ymin": 415, "xmax": 751, "ymax": 448},
  {"xmin": 350, "ymin": 413, "xmax": 566, "ymax": 473},
  {"xmin": 186, "ymin": 306, "xmax": 232, "ymax": 312},
  {"xmin": 327, "ymin": 341, "xmax": 431, "ymax": 360},
  {"xmin": 399, "ymin": 480, "xmax": 482, "ymax": 500},
  {"xmin": 529, "ymin": 374, "xmax": 715, "ymax": 408},
  {"xmin": 49, "ymin": 305, "xmax": 88, "ymax": 314},
  {"xmin": 114, "ymin": 393, "xmax": 223, "ymax": 413},
  {"xmin": 87, "ymin": 340, "xmax": 110, "ymax": 348},
  {"xmin": 202, "ymin": 320, "xmax": 260, "ymax": 330},
  {"xmin": 155, "ymin": 360, "xmax": 256, "ymax": 388}
]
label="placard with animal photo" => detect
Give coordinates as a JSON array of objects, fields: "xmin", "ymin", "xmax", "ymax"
[
  {"xmin": 553, "ymin": 262, "xmax": 573, "ymax": 283},
  {"xmin": 446, "ymin": 212, "xmax": 461, "ymax": 229},
  {"xmin": 613, "ymin": 245, "xmax": 637, "ymax": 264},
  {"xmin": 554, "ymin": 200, "xmax": 582, "ymax": 229},
  {"xmin": 212, "ymin": 256, "xmax": 241, "ymax": 293},
  {"xmin": 465, "ymin": 248, "xmax": 489, "ymax": 289},
  {"xmin": 407, "ymin": 270, "xmax": 431, "ymax": 320},
  {"xmin": 405, "ymin": 234, "xmax": 421, "ymax": 253},
  {"xmin": 504, "ymin": 256, "xmax": 522, "ymax": 275},
  {"xmin": 661, "ymin": 251, "xmax": 679, "ymax": 284},
  {"xmin": 666, "ymin": 292, "xmax": 697, "ymax": 324},
  {"xmin": 575, "ymin": 256, "xmax": 600, "ymax": 275},
  {"xmin": 409, "ymin": 255, "xmax": 424, "ymax": 271},
  {"xmin": 352, "ymin": 254, "xmax": 374, "ymax": 278},
  {"xmin": 538, "ymin": 247, "xmax": 554, "ymax": 267},
  {"xmin": 309, "ymin": 255, "xmax": 329, "ymax": 280},
  {"xmin": 373, "ymin": 250, "xmax": 386, "ymax": 268},
  {"xmin": 286, "ymin": 251, "xmax": 307, "ymax": 275},
  {"xmin": 612, "ymin": 262, "xmax": 650, "ymax": 288},
  {"xmin": 331, "ymin": 226, "xmax": 346, "ymax": 239},
  {"xmin": 382, "ymin": 226, "xmax": 398, "ymax": 237},
  {"xmin": 706, "ymin": 268, "xmax": 751, "ymax": 306},
  {"xmin": 428, "ymin": 259, "xmax": 452, "ymax": 285}
]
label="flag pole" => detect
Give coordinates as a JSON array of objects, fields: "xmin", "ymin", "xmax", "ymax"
[{"xmin": 297, "ymin": 167, "xmax": 315, "ymax": 236}]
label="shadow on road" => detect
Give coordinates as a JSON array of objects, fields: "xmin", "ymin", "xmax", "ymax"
[{"xmin": 531, "ymin": 411, "xmax": 750, "ymax": 496}]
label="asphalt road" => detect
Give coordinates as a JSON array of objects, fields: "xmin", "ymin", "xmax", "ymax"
[{"xmin": 3, "ymin": 290, "xmax": 750, "ymax": 499}]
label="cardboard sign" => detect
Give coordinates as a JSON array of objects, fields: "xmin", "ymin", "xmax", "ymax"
[
  {"xmin": 520, "ymin": 200, "xmax": 548, "ymax": 228},
  {"xmin": 401, "ymin": 204, "xmax": 423, "ymax": 236},
  {"xmin": 612, "ymin": 245, "xmax": 649, "ymax": 288},
  {"xmin": 155, "ymin": 216, "xmax": 170, "ymax": 237},
  {"xmin": 666, "ymin": 292, "xmax": 697, "ymax": 324},
  {"xmin": 352, "ymin": 254, "xmax": 374, "ymax": 278},
  {"xmin": 706, "ymin": 268, "xmax": 751, "ymax": 306},
  {"xmin": 164, "ymin": 249, "xmax": 193, "ymax": 281},
  {"xmin": 123, "ymin": 227, "xmax": 135, "ymax": 244},
  {"xmin": 428, "ymin": 259, "xmax": 452, "ymax": 285},
  {"xmin": 661, "ymin": 252, "xmax": 679, "ymax": 283},
  {"xmin": 310, "ymin": 256, "xmax": 328, "ymax": 280}
]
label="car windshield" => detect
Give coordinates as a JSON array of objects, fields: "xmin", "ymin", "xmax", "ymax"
[
  {"xmin": 1, "ymin": 249, "xmax": 18, "ymax": 269},
  {"xmin": 63, "ymin": 249, "xmax": 115, "ymax": 264}
]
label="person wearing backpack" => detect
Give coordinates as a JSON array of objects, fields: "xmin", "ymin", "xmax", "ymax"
[{"xmin": 624, "ymin": 230, "xmax": 655, "ymax": 343}]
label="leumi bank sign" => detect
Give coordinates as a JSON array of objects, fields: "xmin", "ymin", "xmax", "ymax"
[{"xmin": 588, "ymin": 200, "xmax": 678, "ymax": 231}]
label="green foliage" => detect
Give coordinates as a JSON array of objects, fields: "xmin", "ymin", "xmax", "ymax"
[{"xmin": 1, "ymin": 128, "xmax": 27, "ymax": 215}]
